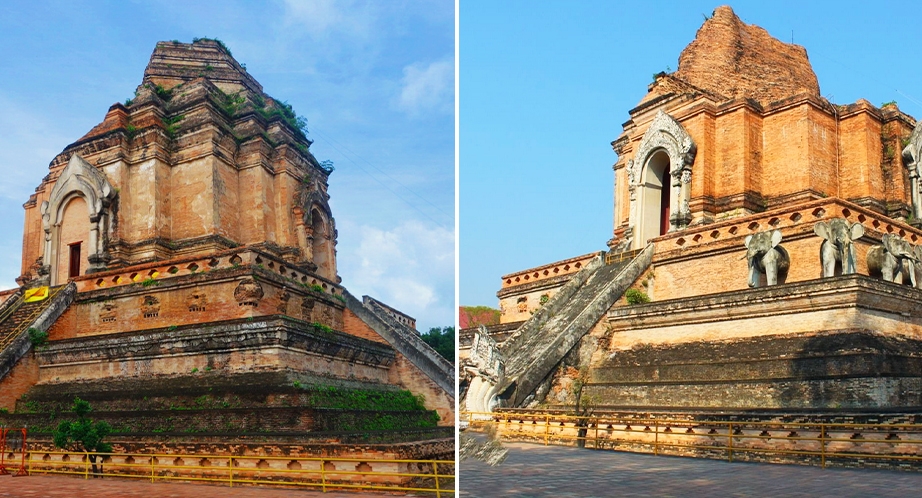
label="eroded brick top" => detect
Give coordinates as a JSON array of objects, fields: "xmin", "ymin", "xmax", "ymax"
[
  {"xmin": 647, "ymin": 5, "xmax": 820, "ymax": 107},
  {"xmin": 144, "ymin": 39, "xmax": 263, "ymax": 95}
]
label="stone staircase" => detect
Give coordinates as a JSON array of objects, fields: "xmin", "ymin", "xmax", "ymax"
[
  {"xmin": 0, "ymin": 284, "xmax": 76, "ymax": 383},
  {"xmin": 495, "ymin": 245, "xmax": 654, "ymax": 407},
  {"xmin": 344, "ymin": 290, "xmax": 455, "ymax": 399}
]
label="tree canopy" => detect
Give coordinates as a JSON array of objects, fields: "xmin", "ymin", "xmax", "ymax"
[{"xmin": 421, "ymin": 326, "xmax": 454, "ymax": 364}]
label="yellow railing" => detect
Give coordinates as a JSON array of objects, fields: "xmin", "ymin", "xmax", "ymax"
[
  {"xmin": 0, "ymin": 292, "xmax": 24, "ymax": 331},
  {"xmin": 605, "ymin": 249, "xmax": 641, "ymax": 266},
  {"xmin": 0, "ymin": 286, "xmax": 65, "ymax": 351},
  {"xmin": 465, "ymin": 411, "xmax": 922, "ymax": 469},
  {"xmin": 16, "ymin": 450, "xmax": 454, "ymax": 496}
]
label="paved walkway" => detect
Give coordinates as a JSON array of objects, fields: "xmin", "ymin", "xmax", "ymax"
[
  {"xmin": 459, "ymin": 435, "xmax": 922, "ymax": 497},
  {"xmin": 0, "ymin": 474, "xmax": 434, "ymax": 497}
]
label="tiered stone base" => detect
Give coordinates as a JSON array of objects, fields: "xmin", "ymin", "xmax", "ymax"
[{"xmin": 591, "ymin": 275, "xmax": 922, "ymax": 409}]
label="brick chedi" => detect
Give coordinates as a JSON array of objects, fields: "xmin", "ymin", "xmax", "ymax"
[
  {"xmin": 462, "ymin": 6, "xmax": 922, "ymax": 417},
  {"xmin": 19, "ymin": 40, "xmax": 338, "ymax": 284},
  {"xmin": 0, "ymin": 39, "xmax": 454, "ymax": 463}
]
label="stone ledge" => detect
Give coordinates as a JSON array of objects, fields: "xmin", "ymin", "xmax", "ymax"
[
  {"xmin": 592, "ymin": 330, "xmax": 922, "ymax": 383},
  {"xmin": 37, "ymin": 315, "xmax": 395, "ymax": 369},
  {"xmin": 608, "ymin": 275, "xmax": 922, "ymax": 330}
]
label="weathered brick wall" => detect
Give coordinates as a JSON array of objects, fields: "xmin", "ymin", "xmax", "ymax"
[
  {"xmin": 48, "ymin": 264, "xmax": 346, "ymax": 341},
  {"xmin": 38, "ymin": 317, "xmax": 395, "ymax": 386},
  {"xmin": 610, "ymin": 54, "xmax": 914, "ymax": 250},
  {"xmin": 497, "ymin": 253, "xmax": 600, "ymax": 322},
  {"xmin": 389, "ymin": 352, "xmax": 455, "ymax": 426},
  {"xmin": 647, "ymin": 199, "xmax": 921, "ymax": 301},
  {"xmin": 0, "ymin": 350, "xmax": 38, "ymax": 411},
  {"xmin": 342, "ymin": 308, "xmax": 388, "ymax": 344}
]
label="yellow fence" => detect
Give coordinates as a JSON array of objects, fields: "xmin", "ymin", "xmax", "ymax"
[
  {"xmin": 16, "ymin": 450, "xmax": 454, "ymax": 496},
  {"xmin": 605, "ymin": 248, "xmax": 641, "ymax": 266},
  {"xmin": 465, "ymin": 411, "xmax": 922, "ymax": 469}
]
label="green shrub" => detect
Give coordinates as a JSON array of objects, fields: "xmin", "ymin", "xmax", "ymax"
[
  {"xmin": 27, "ymin": 327, "xmax": 48, "ymax": 347},
  {"xmin": 625, "ymin": 288, "xmax": 650, "ymax": 305},
  {"xmin": 311, "ymin": 322, "xmax": 333, "ymax": 334},
  {"xmin": 53, "ymin": 398, "xmax": 112, "ymax": 476}
]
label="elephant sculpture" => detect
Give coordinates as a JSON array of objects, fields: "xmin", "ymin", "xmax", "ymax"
[
  {"xmin": 814, "ymin": 218, "xmax": 865, "ymax": 277},
  {"xmin": 867, "ymin": 234, "xmax": 918, "ymax": 286},
  {"xmin": 914, "ymin": 245, "xmax": 922, "ymax": 288},
  {"xmin": 743, "ymin": 229, "xmax": 790, "ymax": 287}
]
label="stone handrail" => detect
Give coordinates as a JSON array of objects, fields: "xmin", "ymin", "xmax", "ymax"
[
  {"xmin": 499, "ymin": 254, "xmax": 604, "ymax": 356},
  {"xmin": 342, "ymin": 290, "xmax": 454, "ymax": 399}
]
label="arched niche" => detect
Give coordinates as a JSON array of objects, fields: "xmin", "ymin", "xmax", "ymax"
[
  {"xmin": 55, "ymin": 195, "xmax": 89, "ymax": 284},
  {"xmin": 41, "ymin": 154, "xmax": 117, "ymax": 285},
  {"xmin": 626, "ymin": 110, "xmax": 696, "ymax": 248},
  {"xmin": 301, "ymin": 196, "xmax": 338, "ymax": 282}
]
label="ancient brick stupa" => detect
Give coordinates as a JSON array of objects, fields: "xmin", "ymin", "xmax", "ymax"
[
  {"xmin": 462, "ymin": 6, "xmax": 922, "ymax": 414},
  {"xmin": 0, "ymin": 39, "xmax": 453, "ymax": 461}
]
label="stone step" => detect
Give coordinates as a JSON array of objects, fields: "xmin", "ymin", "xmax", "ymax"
[{"xmin": 0, "ymin": 284, "xmax": 77, "ymax": 385}]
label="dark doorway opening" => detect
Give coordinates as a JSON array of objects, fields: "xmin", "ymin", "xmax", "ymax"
[
  {"xmin": 659, "ymin": 167, "xmax": 671, "ymax": 235},
  {"xmin": 68, "ymin": 242, "xmax": 81, "ymax": 278}
]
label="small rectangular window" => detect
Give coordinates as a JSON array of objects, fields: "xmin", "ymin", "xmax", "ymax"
[{"xmin": 68, "ymin": 242, "xmax": 82, "ymax": 278}]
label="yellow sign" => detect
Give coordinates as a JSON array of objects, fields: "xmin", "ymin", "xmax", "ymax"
[{"xmin": 23, "ymin": 286, "xmax": 49, "ymax": 303}]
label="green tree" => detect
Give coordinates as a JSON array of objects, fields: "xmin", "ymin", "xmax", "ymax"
[
  {"xmin": 53, "ymin": 397, "xmax": 112, "ymax": 477},
  {"xmin": 421, "ymin": 326, "xmax": 455, "ymax": 364}
]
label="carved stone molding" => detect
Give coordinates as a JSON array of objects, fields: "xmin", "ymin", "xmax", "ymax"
[
  {"xmin": 187, "ymin": 290, "xmax": 207, "ymax": 312},
  {"xmin": 140, "ymin": 295, "xmax": 160, "ymax": 318},
  {"xmin": 234, "ymin": 277, "xmax": 264, "ymax": 307},
  {"xmin": 277, "ymin": 291, "xmax": 290, "ymax": 314}
]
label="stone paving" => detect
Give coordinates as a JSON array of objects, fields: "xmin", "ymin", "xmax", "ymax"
[
  {"xmin": 459, "ymin": 434, "xmax": 922, "ymax": 497},
  {"xmin": 0, "ymin": 474, "xmax": 438, "ymax": 497}
]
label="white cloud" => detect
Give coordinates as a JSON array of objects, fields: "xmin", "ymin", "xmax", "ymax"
[
  {"xmin": 281, "ymin": 0, "xmax": 375, "ymax": 40},
  {"xmin": 339, "ymin": 220, "xmax": 453, "ymax": 330},
  {"xmin": 397, "ymin": 57, "xmax": 454, "ymax": 117},
  {"xmin": 0, "ymin": 94, "xmax": 68, "ymax": 201}
]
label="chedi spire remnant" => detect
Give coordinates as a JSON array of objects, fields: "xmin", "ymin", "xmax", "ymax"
[{"xmin": 655, "ymin": 5, "xmax": 821, "ymax": 106}]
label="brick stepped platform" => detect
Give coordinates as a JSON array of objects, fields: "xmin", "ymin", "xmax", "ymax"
[
  {"xmin": 3, "ymin": 370, "xmax": 444, "ymax": 442},
  {"xmin": 495, "ymin": 245, "xmax": 654, "ymax": 407}
]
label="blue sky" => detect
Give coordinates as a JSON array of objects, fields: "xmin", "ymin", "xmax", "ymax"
[
  {"xmin": 460, "ymin": 1, "xmax": 922, "ymax": 307},
  {"xmin": 0, "ymin": 0, "xmax": 454, "ymax": 331}
]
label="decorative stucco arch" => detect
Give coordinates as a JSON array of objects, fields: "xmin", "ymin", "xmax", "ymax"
[
  {"xmin": 626, "ymin": 110, "xmax": 697, "ymax": 248},
  {"xmin": 40, "ymin": 154, "xmax": 117, "ymax": 284},
  {"xmin": 294, "ymin": 187, "xmax": 338, "ymax": 281}
]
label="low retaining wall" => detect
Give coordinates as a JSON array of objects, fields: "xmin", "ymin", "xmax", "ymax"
[
  {"xmin": 0, "ymin": 436, "xmax": 454, "ymax": 490},
  {"xmin": 471, "ymin": 409, "xmax": 922, "ymax": 471}
]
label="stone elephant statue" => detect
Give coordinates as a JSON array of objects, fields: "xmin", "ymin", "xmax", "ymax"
[
  {"xmin": 867, "ymin": 234, "xmax": 918, "ymax": 286},
  {"xmin": 743, "ymin": 230, "xmax": 790, "ymax": 287},
  {"xmin": 814, "ymin": 218, "xmax": 865, "ymax": 277},
  {"xmin": 914, "ymin": 245, "xmax": 922, "ymax": 288}
]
